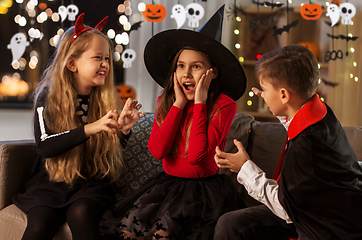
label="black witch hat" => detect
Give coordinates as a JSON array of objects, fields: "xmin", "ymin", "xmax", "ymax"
[{"xmin": 143, "ymin": 5, "xmax": 247, "ymax": 101}]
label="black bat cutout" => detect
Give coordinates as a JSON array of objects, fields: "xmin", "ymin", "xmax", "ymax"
[
  {"xmin": 322, "ymin": 78, "xmax": 339, "ymax": 87},
  {"xmin": 327, "ymin": 33, "xmax": 359, "ymax": 42},
  {"xmin": 130, "ymin": 21, "xmax": 143, "ymax": 32},
  {"xmin": 274, "ymin": 19, "xmax": 301, "ymax": 35},
  {"xmin": 252, "ymin": 0, "xmax": 284, "ymax": 8},
  {"xmin": 324, "ymin": 20, "xmax": 340, "ymax": 27}
]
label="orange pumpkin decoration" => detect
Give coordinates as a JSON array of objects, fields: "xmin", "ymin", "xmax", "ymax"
[
  {"xmin": 39, "ymin": 3, "xmax": 47, "ymax": 10},
  {"xmin": 142, "ymin": 3, "xmax": 167, "ymax": 22},
  {"xmin": 116, "ymin": 85, "xmax": 136, "ymax": 105},
  {"xmin": 297, "ymin": 42, "xmax": 320, "ymax": 60},
  {"xmin": 301, "ymin": 2, "xmax": 323, "ymax": 20}
]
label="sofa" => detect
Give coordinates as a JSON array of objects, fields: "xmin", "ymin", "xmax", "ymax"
[{"xmin": 1, "ymin": 113, "xmax": 361, "ymax": 240}]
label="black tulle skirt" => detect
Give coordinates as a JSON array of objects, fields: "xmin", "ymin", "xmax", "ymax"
[{"xmin": 98, "ymin": 172, "xmax": 243, "ymax": 240}]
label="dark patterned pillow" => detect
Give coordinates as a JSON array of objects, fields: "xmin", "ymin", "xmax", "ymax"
[{"xmin": 112, "ymin": 114, "xmax": 164, "ymax": 201}]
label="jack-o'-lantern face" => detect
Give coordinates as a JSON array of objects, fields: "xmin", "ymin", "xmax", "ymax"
[
  {"xmin": 116, "ymin": 85, "xmax": 136, "ymax": 105},
  {"xmin": 301, "ymin": 2, "xmax": 323, "ymax": 20},
  {"xmin": 142, "ymin": 4, "xmax": 167, "ymax": 22}
]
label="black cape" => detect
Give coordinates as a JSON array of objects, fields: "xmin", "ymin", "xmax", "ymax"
[{"xmin": 278, "ymin": 94, "xmax": 362, "ymax": 240}]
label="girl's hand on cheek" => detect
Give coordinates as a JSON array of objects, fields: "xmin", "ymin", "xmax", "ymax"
[
  {"xmin": 84, "ymin": 110, "xmax": 121, "ymax": 137},
  {"xmin": 173, "ymin": 72, "xmax": 187, "ymax": 109},
  {"xmin": 195, "ymin": 68, "xmax": 213, "ymax": 104}
]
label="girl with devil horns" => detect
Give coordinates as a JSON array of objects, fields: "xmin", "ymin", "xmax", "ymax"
[
  {"xmin": 99, "ymin": 5, "xmax": 247, "ymax": 240},
  {"xmin": 12, "ymin": 13, "xmax": 145, "ymax": 240}
]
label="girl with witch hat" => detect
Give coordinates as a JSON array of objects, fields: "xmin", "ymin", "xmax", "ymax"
[
  {"xmin": 12, "ymin": 13, "xmax": 145, "ymax": 240},
  {"xmin": 99, "ymin": 5, "xmax": 247, "ymax": 240}
]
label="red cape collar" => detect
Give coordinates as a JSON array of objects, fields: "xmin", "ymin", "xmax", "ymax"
[{"xmin": 288, "ymin": 94, "xmax": 327, "ymax": 140}]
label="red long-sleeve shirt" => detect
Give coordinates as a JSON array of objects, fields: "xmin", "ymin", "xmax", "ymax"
[{"xmin": 148, "ymin": 93, "xmax": 236, "ymax": 178}]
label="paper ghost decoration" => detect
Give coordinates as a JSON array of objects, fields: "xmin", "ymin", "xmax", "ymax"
[
  {"xmin": 58, "ymin": 5, "xmax": 67, "ymax": 22},
  {"xmin": 326, "ymin": 4, "xmax": 340, "ymax": 27},
  {"xmin": 171, "ymin": 4, "xmax": 186, "ymax": 29},
  {"xmin": 122, "ymin": 49, "xmax": 136, "ymax": 68},
  {"xmin": 66, "ymin": 4, "xmax": 79, "ymax": 21},
  {"xmin": 339, "ymin": 2, "xmax": 356, "ymax": 25},
  {"xmin": 185, "ymin": 3, "xmax": 204, "ymax": 28},
  {"xmin": 7, "ymin": 33, "xmax": 29, "ymax": 64}
]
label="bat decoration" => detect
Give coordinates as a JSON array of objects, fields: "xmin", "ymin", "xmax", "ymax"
[
  {"xmin": 327, "ymin": 33, "xmax": 359, "ymax": 42},
  {"xmin": 274, "ymin": 18, "xmax": 301, "ymax": 35},
  {"xmin": 252, "ymin": 0, "xmax": 284, "ymax": 8},
  {"xmin": 322, "ymin": 78, "xmax": 339, "ymax": 87},
  {"xmin": 130, "ymin": 21, "xmax": 143, "ymax": 32}
]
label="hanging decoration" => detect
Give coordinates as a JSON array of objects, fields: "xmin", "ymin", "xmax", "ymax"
[
  {"xmin": 142, "ymin": 2, "xmax": 167, "ymax": 22},
  {"xmin": 274, "ymin": 0, "xmax": 300, "ymax": 35},
  {"xmin": 225, "ymin": 0, "xmax": 246, "ymax": 20},
  {"xmin": 249, "ymin": 0, "xmax": 270, "ymax": 30},
  {"xmin": 185, "ymin": 3, "xmax": 204, "ymax": 28},
  {"xmin": 324, "ymin": 1, "xmax": 358, "ymax": 62},
  {"xmin": 121, "ymin": 49, "xmax": 136, "ymax": 68},
  {"xmin": 339, "ymin": 2, "xmax": 356, "ymax": 25},
  {"xmin": 326, "ymin": 4, "xmax": 340, "ymax": 27},
  {"xmin": 300, "ymin": 1, "xmax": 323, "ymax": 20},
  {"xmin": 171, "ymin": 4, "xmax": 186, "ymax": 29},
  {"xmin": 7, "ymin": 33, "xmax": 30, "ymax": 65}
]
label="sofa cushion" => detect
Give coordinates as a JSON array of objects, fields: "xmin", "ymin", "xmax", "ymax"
[
  {"xmin": 0, "ymin": 204, "xmax": 71, "ymax": 240},
  {"xmin": 112, "ymin": 114, "xmax": 163, "ymax": 201}
]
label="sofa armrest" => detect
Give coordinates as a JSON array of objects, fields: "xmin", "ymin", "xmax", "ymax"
[{"xmin": 0, "ymin": 140, "xmax": 38, "ymax": 210}]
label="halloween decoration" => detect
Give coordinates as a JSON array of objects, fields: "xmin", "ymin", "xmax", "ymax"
[
  {"xmin": 339, "ymin": 2, "xmax": 356, "ymax": 25},
  {"xmin": 252, "ymin": 0, "xmax": 283, "ymax": 8},
  {"xmin": 142, "ymin": 3, "xmax": 167, "ymax": 22},
  {"xmin": 116, "ymin": 85, "xmax": 136, "ymax": 105},
  {"xmin": 39, "ymin": 3, "xmax": 47, "ymax": 10},
  {"xmin": 322, "ymin": 78, "xmax": 339, "ymax": 87},
  {"xmin": 274, "ymin": 0, "xmax": 300, "ymax": 35},
  {"xmin": 326, "ymin": 4, "xmax": 340, "ymax": 27},
  {"xmin": 171, "ymin": 4, "xmax": 186, "ymax": 29},
  {"xmin": 7, "ymin": 32, "xmax": 29, "ymax": 64},
  {"xmin": 121, "ymin": 49, "xmax": 136, "ymax": 68},
  {"xmin": 327, "ymin": 33, "xmax": 359, "ymax": 42},
  {"xmin": 324, "ymin": 30, "xmax": 344, "ymax": 62},
  {"xmin": 331, "ymin": 0, "xmax": 341, "ymax": 6},
  {"xmin": 58, "ymin": 4, "xmax": 79, "ymax": 22},
  {"xmin": 249, "ymin": 0, "xmax": 269, "ymax": 30},
  {"xmin": 185, "ymin": 3, "xmax": 205, "ymax": 28},
  {"xmin": 297, "ymin": 42, "xmax": 319, "ymax": 60},
  {"xmin": 226, "ymin": 0, "xmax": 246, "ymax": 20},
  {"xmin": 300, "ymin": 1, "xmax": 323, "ymax": 20}
]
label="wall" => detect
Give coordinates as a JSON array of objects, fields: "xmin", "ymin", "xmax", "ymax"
[{"xmin": 0, "ymin": 109, "xmax": 33, "ymax": 141}]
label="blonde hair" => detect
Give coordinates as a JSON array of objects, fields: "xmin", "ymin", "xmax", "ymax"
[{"xmin": 33, "ymin": 26, "xmax": 124, "ymax": 185}]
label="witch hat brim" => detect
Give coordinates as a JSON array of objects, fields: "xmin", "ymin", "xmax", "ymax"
[{"xmin": 144, "ymin": 5, "xmax": 247, "ymax": 101}]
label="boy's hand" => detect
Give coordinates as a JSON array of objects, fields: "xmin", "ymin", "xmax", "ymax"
[
  {"xmin": 214, "ymin": 139, "xmax": 250, "ymax": 172},
  {"xmin": 118, "ymin": 98, "xmax": 146, "ymax": 135},
  {"xmin": 84, "ymin": 110, "xmax": 121, "ymax": 137}
]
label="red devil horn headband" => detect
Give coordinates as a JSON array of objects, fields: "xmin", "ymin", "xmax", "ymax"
[{"xmin": 71, "ymin": 13, "xmax": 108, "ymax": 43}]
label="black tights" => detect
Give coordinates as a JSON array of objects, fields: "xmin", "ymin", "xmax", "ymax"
[{"xmin": 22, "ymin": 198, "xmax": 103, "ymax": 240}]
